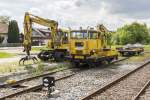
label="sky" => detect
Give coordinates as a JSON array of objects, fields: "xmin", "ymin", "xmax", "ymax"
[{"xmin": 0, "ymin": 0, "xmax": 150, "ymax": 31}]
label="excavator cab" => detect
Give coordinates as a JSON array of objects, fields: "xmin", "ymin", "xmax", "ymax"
[
  {"xmin": 38, "ymin": 29, "xmax": 70, "ymax": 62},
  {"xmin": 56, "ymin": 29, "xmax": 69, "ymax": 45}
]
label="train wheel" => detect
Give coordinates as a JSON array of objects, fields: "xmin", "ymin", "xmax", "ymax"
[
  {"xmin": 71, "ymin": 61, "xmax": 79, "ymax": 67},
  {"xmin": 115, "ymin": 55, "xmax": 118, "ymax": 60},
  {"xmin": 86, "ymin": 60, "xmax": 96, "ymax": 68},
  {"xmin": 38, "ymin": 50, "xmax": 51, "ymax": 61},
  {"xmin": 137, "ymin": 51, "xmax": 140, "ymax": 55},
  {"xmin": 54, "ymin": 52, "xmax": 65, "ymax": 62},
  {"xmin": 106, "ymin": 58, "xmax": 112, "ymax": 64}
]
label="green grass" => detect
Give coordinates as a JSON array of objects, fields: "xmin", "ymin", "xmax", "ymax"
[
  {"xmin": 0, "ymin": 61, "xmax": 44, "ymax": 74},
  {"xmin": 31, "ymin": 46, "xmax": 48, "ymax": 53},
  {"xmin": 0, "ymin": 58, "xmax": 70, "ymax": 75},
  {"xmin": 144, "ymin": 45, "xmax": 150, "ymax": 51},
  {"xmin": 0, "ymin": 60, "xmax": 39, "ymax": 74},
  {"xmin": 32, "ymin": 47, "xmax": 43, "ymax": 51},
  {"xmin": 0, "ymin": 61, "xmax": 24, "ymax": 73},
  {"xmin": 0, "ymin": 52, "xmax": 16, "ymax": 58},
  {"xmin": 24, "ymin": 62, "xmax": 71, "ymax": 76},
  {"xmin": 126, "ymin": 53, "xmax": 150, "ymax": 62}
]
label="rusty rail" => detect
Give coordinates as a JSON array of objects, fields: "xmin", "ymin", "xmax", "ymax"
[
  {"xmin": 80, "ymin": 61, "xmax": 150, "ymax": 100},
  {"xmin": 132, "ymin": 80, "xmax": 150, "ymax": 100},
  {"xmin": 0, "ymin": 67, "xmax": 69, "ymax": 88},
  {"xmin": 0, "ymin": 73, "xmax": 75, "ymax": 100}
]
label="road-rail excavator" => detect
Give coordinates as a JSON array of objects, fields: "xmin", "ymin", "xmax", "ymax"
[{"xmin": 19, "ymin": 12, "xmax": 69, "ymax": 64}]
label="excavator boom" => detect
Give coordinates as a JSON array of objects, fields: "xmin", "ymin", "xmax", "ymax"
[
  {"xmin": 23, "ymin": 12, "xmax": 58, "ymax": 56},
  {"xmin": 20, "ymin": 12, "xmax": 59, "ymax": 65}
]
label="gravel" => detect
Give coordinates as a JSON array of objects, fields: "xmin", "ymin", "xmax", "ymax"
[
  {"xmin": 0, "ymin": 68, "xmax": 74, "ymax": 98},
  {"xmin": 92, "ymin": 63, "xmax": 150, "ymax": 100},
  {"xmin": 8, "ymin": 59, "xmax": 145, "ymax": 100}
]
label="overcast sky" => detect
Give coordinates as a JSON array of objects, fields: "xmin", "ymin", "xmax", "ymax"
[{"xmin": 0, "ymin": 0, "xmax": 150, "ymax": 31}]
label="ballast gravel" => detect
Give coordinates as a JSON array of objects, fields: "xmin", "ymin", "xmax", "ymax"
[{"xmin": 8, "ymin": 60, "xmax": 144, "ymax": 100}]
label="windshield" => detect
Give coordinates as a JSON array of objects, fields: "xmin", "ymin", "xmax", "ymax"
[
  {"xmin": 89, "ymin": 32, "xmax": 98, "ymax": 39},
  {"xmin": 71, "ymin": 31, "xmax": 88, "ymax": 39}
]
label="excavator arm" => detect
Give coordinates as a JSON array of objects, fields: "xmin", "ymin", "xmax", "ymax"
[
  {"xmin": 20, "ymin": 12, "xmax": 58, "ymax": 65},
  {"xmin": 96, "ymin": 24, "xmax": 110, "ymax": 48},
  {"xmin": 23, "ymin": 12, "xmax": 58, "ymax": 56},
  {"xmin": 97, "ymin": 24, "xmax": 115, "ymax": 48}
]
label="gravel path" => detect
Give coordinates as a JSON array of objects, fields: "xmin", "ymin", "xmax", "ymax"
[
  {"xmin": 139, "ymin": 83, "xmax": 150, "ymax": 100},
  {"xmin": 91, "ymin": 63, "xmax": 150, "ymax": 100},
  {"xmin": 9, "ymin": 60, "xmax": 144, "ymax": 100}
]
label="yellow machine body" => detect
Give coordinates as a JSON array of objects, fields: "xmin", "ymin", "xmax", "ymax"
[{"xmin": 67, "ymin": 25, "xmax": 118, "ymax": 67}]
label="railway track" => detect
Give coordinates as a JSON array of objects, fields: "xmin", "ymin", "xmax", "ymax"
[
  {"xmin": 0, "ymin": 67, "xmax": 71, "ymax": 88},
  {"xmin": 0, "ymin": 57, "xmax": 129, "ymax": 100},
  {"xmin": 80, "ymin": 60, "xmax": 150, "ymax": 100},
  {"xmin": 133, "ymin": 80, "xmax": 150, "ymax": 100},
  {"xmin": 0, "ymin": 67, "xmax": 78, "ymax": 100},
  {"xmin": 0, "ymin": 73, "xmax": 75, "ymax": 100}
]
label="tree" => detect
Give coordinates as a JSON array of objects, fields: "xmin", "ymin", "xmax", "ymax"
[
  {"xmin": 115, "ymin": 22, "xmax": 150, "ymax": 45},
  {"xmin": 0, "ymin": 16, "xmax": 10, "ymax": 24},
  {"xmin": 0, "ymin": 36, "xmax": 4, "ymax": 43},
  {"xmin": 7, "ymin": 20, "xmax": 20, "ymax": 43}
]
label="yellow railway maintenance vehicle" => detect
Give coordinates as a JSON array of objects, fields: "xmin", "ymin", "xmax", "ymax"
[
  {"xmin": 66, "ymin": 25, "xmax": 118, "ymax": 67},
  {"xmin": 19, "ymin": 12, "xmax": 69, "ymax": 64}
]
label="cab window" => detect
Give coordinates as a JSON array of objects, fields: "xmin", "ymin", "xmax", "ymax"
[
  {"xmin": 89, "ymin": 32, "xmax": 98, "ymax": 39},
  {"xmin": 71, "ymin": 31, "xmax": 88, "ymax": 39}
]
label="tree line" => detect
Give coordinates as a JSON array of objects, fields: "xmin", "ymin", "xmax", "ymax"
[
  {"xmin": 111, "ymin": 22, "xmax": 150, "ymax": 45},
  {"xmin": 0, "ymin": 16, "xmax": 150, "ymax": 44}
]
